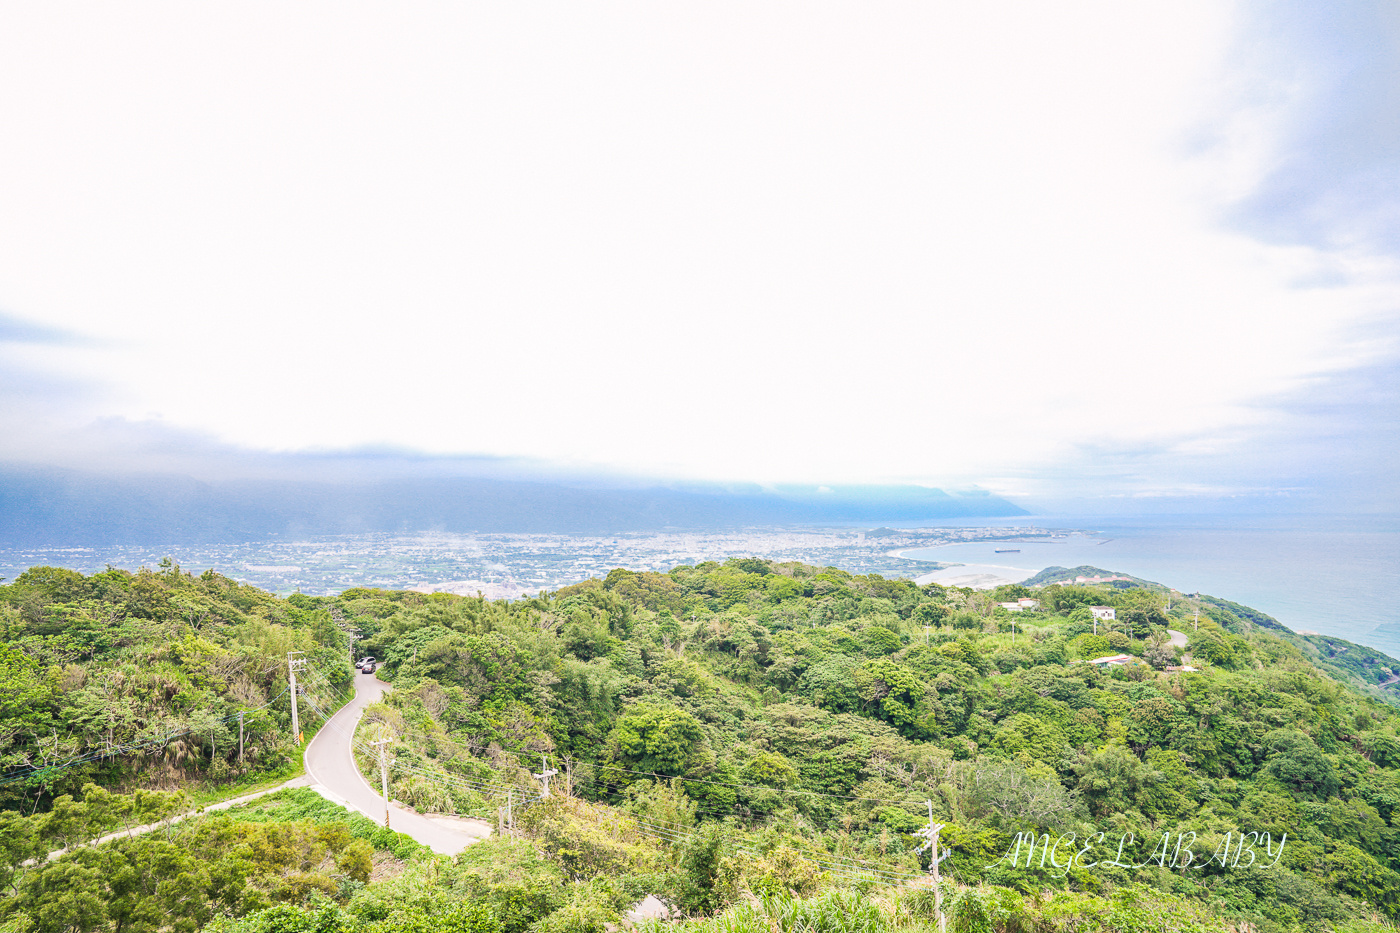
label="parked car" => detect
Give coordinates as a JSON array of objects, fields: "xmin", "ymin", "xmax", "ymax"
[{"xmin": 357, "ymin": 656, "xmax": 376, "ymax": 673}]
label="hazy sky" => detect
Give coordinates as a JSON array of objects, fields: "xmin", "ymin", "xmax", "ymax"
[{"xmin": 2, "ymin": 3, "xmax": 1397, "ymax": 508}]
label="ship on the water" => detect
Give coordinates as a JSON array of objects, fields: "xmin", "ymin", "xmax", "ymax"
[{"xmin": 994, "ymin": 548, "xmax": 1021, "ymax": 553}]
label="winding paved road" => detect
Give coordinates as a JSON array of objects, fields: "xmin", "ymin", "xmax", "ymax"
[
  {"xmin": 40, "ymin": 674, "xmax": 487, "ymax": 864},
  {"xmin": 303, "ymin": 673, "xmax": 488, "ymax": 856}
]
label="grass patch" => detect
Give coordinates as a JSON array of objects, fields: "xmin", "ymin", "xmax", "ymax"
[{"xmin": 223, "ymin": 786, "xmax": 427, "ymax": 860}]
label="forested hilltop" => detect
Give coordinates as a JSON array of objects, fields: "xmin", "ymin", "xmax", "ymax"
[
  {"xmin": 4, "ymin": 560, "xmax": 1400, "ymax": 933},
  {"xmin": 0, "ymin": 562, "xmax": 351, "ymax": 810}
]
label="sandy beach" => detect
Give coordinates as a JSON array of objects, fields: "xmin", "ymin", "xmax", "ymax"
[
  {"xmin": 893, "ymin": 542, "xmax": 1048, "ymax": 589},
  {"xmin": 912, "ymin": 562, "xmax": 1039, "ymax": 588}
]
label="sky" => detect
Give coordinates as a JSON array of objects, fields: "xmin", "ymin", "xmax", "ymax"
[{"xmin": 1, "ymin": 2, "xmax": 1398, "ymax": 512}]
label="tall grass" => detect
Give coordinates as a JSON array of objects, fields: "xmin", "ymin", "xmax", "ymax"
[
  {"xmin": 637, "ymin": 890, "xmax": 900, "ymax": 933},
  {"xmin": 631, "ymin": 882, "xmax": 1271, "ymax": 933}
]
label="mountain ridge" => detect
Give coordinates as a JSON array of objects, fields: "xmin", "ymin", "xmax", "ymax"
[{"xmin": 0, "ymin": 462, "xmax": 1026, "ymax": 546}]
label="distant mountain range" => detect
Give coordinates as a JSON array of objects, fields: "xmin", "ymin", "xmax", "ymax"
[{"xmin": 0, "ymin": 463, "xmax": 1026, "ymax": 546}]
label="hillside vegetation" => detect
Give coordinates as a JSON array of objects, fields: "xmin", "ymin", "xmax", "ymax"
[
  {"xmin": 4, "ymin": 560, "xmax": 1400, "ymax": 932},
  {"xmin": 0, "ymin": 562, "xmax": 351, "ymax": 811}
]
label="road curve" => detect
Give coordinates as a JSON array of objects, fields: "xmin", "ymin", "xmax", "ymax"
[
  {"xmin": 1167, "ymin": 629, "xmax": 1188, "ymax": 648},
  {"xmin": 303, "ymin": 672, "xmax": 486, "ymax": 856}
]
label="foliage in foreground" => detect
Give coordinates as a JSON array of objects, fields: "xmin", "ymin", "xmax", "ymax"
[
  {"xmin": 0, "ymin": 788, "xmax": 421, "ymax": 933},
  {"xmin": 202, "ymin": 881, "xmax": 1397, "ymax": 933},
  {"xmin": 8, "ymin": 559, "xmax": 1400, "ymax": 932}
]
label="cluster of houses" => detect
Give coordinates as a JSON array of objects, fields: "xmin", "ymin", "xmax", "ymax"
[
  {"xmin": 1002, "ymin": 600, "xmax": 1199, "ymax": 672},
  {"xmin": 997, "ymin": 600, "xmax": 1119, "ymax": 621}
]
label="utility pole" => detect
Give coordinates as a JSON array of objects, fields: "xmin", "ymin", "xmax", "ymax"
[
  {"xmin": 1194, "ymin": 607, "xmax": 1199, "ymax": 632},
  {"xmin": 370, "ymin": 732, "xmax": 392, "ymax": 828},
  {"xmin": 288, "ymin": 651, "xmax": 307, "ymax": 744},
  {"xmin": 914, "ymin": 800, "xmax": 950, "ymax": 933},
  {"xmin": 238, "ymin": 712, "xmax": 245, "ymax": 764},
  {"xmin": 497, "ymin": 789, "xmax": 514, "ymax": 838},
  {"xmin": 533, "ymin": 755, "xmax": 559, "ymax": 798}
]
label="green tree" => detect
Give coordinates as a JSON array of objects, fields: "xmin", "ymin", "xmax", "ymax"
[
  {"xmin": 1264, "ymin": 728, "xmax": 1340, "ymax": 798},
  {"xmin": 673, "ymin": 822, "xmax": 732, "ymax": 915},
  {"xmin": 1075, "ymin": 745, "xmax": 1160, "ymax": 817},
  {"xmin": 609, "ymin": 703, "xmax": 704, "ymax": 775},
  {"xmin": 854, "ymin": 658, "xmax": 929, "ymax": 737}
]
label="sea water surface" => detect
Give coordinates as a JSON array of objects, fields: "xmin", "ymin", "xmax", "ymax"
[{"xmin": 901, "ymin": 514, "xmax": 1400, "ymax": 658}]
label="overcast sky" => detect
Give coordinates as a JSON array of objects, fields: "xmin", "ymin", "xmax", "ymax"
[{"xmin": 2, "ymin": 2, "xmax": 1397, "ymax": 510}]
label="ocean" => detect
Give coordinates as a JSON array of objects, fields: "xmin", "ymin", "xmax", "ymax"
[{"xmin": 899, "ymin": 514, "xmax": 1400, "ymax": 659}]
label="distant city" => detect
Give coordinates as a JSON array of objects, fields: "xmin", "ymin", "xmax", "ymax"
[{"xmin": 0, "ymin": 526, "xmax": 1058, "ymax": 598}]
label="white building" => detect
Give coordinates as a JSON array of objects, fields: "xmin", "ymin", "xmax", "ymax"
[
  {"xmin": 1087, "ymin": 653, "xmax": 1136, "ymax": 666},
  {"xmin": 1089, "ymin": 606, "xmax": 1116, "ymax": 621}
]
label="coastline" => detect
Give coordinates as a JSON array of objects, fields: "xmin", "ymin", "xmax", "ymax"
[
  {"xmin": 891, "ymin": 543, "xmax": 1040, "ymax": 589},
  {"xmin": 912, "ymin": 563, "xmax": 1038, "ymax": 588},
  {"xmin": 888, "ymin": 519, "xmax": 1400, "ymax": 662}
]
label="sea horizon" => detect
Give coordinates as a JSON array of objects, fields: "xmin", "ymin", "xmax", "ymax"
[{"xmin": 3, "ymin": 511, "xmax": 1397, "ymax": 661}]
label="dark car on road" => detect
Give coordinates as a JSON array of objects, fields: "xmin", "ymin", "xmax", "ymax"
[{"xmin": 356, "ymin": 656, "xmax": 376, "ymax": 673}]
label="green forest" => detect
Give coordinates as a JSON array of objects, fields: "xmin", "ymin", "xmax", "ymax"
[{"xmin": 4, "ymin": 558, "xmax": 1400, "ymax": 933}]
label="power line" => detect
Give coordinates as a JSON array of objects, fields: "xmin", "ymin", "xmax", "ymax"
[
  {"xmin": 294, "ymin": 674, "xmax": 933, "ymax": 855},
  {"xmin": 16, "ymin": 657, "xmax": 925, "ymax": 882},
  {"xmin": 80, "ymin": 667, "xmax": 928, "ymax": 888},
  {"xmin": 294, "ymin": 671, "xmax": 548, "ymax": 804},
  {"xmin": 617, "ymin": 813, "xmax": 922, "ymax": 885},
  {"xmin": 0, "ymin": 686, "xmax": 293, "ymax": 787},
  {"xmin": 586, "ymin": 760, "xmax": 912, "ymax": 805},
  {"xmin": 575, "ymin": 776, "xmax": 925, "ymax": 883},
  {"xmin": 296, "ymin": 667, "xmax": 941, "ymax": 878},
  {"xmin": 297, "ymin": 663, "xmax": 935, "ymax": 822},
  {"xmin": 295, "ymin": 693, "xmax": 547, "ymax": 826},
  {"xmin": 416, "ymin": 732, "xmax": 916, "ymax": 808}
]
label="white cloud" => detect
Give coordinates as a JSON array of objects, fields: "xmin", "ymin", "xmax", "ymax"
[{"xmin": 0, "ymin": 3, "xmax": 1395, "ymax": 495}]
